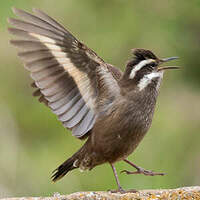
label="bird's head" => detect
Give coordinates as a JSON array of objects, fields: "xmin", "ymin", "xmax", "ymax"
[{"xmin": 123, "ymin": 48, "xmax": 179, "ymax": 91}]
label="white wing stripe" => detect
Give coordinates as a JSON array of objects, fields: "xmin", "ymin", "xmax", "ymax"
[{"xmin": 30, "ymin": 32, "xmax": 93, "ymax": 107}]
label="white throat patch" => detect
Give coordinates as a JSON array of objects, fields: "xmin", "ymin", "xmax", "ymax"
[
  {"xmin": 129, "ymin": 59, "xmax": 155, "ymax": 79},
  {"xmin": 138, "ymin": 71, "xmax": 163, "ymax": 91}
]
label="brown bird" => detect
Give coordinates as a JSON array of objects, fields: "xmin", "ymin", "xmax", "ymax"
[{"xmin": 8, "ymin": 8, "xmax": 179, "ymax": 193}]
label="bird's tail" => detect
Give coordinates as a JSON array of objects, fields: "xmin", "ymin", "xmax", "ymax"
[{"xmin": 51, "ymin": 150, "xmax": 80, "ymax": 182}]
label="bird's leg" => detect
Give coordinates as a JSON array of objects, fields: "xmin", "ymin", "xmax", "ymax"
[
  {"xmin": 109, "ymin": 164, "xmax": 125, "ymax": 193},
  {"xmin": 121, "ymin": 158, "xmax": 165, "ymax": 176},
  {"xmin": 109, "ymin": 163, "xmax": 137, "ymax": 193}
]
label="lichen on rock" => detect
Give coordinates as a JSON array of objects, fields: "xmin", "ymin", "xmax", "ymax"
[{"xmin": 2, "ymin": 186, "xmax": 200, "ymax": 200}]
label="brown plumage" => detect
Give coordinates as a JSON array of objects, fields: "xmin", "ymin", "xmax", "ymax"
[{"xmin": 8, "ymin": 8, "xmax": 179, "ymax": 193}]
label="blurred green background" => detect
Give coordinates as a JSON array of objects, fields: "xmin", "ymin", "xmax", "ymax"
[{"xmin": 0, "ymin": 0, "xmax": 200, "ymax": 198}]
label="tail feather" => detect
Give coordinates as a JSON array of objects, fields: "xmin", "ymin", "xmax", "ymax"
[
  {"xmin": 52, "ymin": 155, "xmax": 78, "ymax": 182},
  {"xmin": 52, "ymin": 141, "xmax": 90, "ymax": 182}
]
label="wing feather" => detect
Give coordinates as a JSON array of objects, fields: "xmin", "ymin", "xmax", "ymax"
[{"xmin": 9, "ymin": 8, "xmax": 122, "ymax": 138}]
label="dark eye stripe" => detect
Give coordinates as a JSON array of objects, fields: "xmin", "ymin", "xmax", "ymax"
[
  {"xmin": 140, "ymin": 64, "xmax": 155, "ymax": 72},
  {"xmin": 132, "ymin": 62, "xmax": 157, "ymax": 82}
]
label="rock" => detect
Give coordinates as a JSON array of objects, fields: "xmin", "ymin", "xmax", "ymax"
[{"xmin": 2, "ymin": 186, "xmax": 200, "ymax": 200}]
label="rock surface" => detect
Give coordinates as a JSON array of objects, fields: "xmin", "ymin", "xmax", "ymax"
[{"xmin": 2, "ymin": 186, "xmax": 200, "ymax": 200}]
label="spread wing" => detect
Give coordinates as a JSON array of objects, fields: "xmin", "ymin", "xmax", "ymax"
[{"xmin": 8, "ymin": 8, "xmax": 122, "ymax": 138}]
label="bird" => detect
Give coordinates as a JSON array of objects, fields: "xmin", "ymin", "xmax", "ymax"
[{"xmin": 8, "ymin": 7, "xmax": 179, "ymax": 193}]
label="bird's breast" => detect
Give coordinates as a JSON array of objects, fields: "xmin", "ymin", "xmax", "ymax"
[{"xmin": 91, "ymin": 95, "xmax": 157, "ymax": 162}]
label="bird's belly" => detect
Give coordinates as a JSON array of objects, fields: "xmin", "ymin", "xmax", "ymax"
[
  {"xmin": 92, "ymin": 127, "xmax": 147, "ymax": 164},
  {"xmin": 91, "ymin": 101, "xmax": 153, "ymax": 164},
  {"xmin": 109, "ymin": 131, "xmax": 146, "ymax": 163}
]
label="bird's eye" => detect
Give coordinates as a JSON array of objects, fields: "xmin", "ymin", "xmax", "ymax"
[{"xmin": 150, "ymin": 62, "xmax": 157, "ymax": 68}]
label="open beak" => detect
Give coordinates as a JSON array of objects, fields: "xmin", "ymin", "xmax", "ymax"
[{"xmin": 158, "ymin": 56, "xmax": 180, "ymax": 71}]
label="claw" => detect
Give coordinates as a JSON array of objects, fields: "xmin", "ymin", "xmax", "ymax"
[
  {"xmin": 141, "ymin": 169, "xmax": 166, "ymax": 176},
  {"xmin": 143, "ymin": 170, "xmax": 166, "ymax": 176}
]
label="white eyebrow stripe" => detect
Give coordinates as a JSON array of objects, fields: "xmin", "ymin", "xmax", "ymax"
[
  {"xmin": 138, "ymin": 71, "xmax": 163, "ymax": 91},
  {"xmin": 129, "ymin": 59, "xmax": 154, "ymax": 79}
]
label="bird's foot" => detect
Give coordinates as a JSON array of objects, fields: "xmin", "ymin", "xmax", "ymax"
[
  {"xmin": 108, "ymin": 187, "xmax": 137, "ymax": 194},
  {"xmin": 121, "ymin": 168, "xmax": 165, "ymax": 176},
  {"xmin": 108, "ymin": 187, "xmax": 126, "ymax": 194}
]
